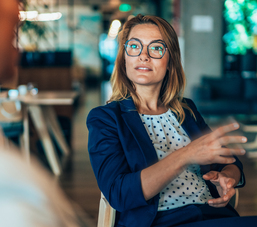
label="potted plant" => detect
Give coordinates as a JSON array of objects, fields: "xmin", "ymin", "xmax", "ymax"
[{"xmin": 19, "ymin": 0, "xmax": 49, "ymax": 51}]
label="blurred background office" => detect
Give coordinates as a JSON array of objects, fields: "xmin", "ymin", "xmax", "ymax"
[{"xmin": 10, "ymin": 0, "xmax": 257, "ymax": 226}]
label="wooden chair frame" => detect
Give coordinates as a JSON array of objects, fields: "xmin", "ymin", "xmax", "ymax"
[
  {"xmin": 240, "ymin": 123, "xmax": 257, "ymax": 158},
  {"xmin": 97, "ymin": 189, "xmax": 239, "ymax": 227},
  {"xmin": 97, "ymin": 193, "xmax": 115, "ymax": 227}
]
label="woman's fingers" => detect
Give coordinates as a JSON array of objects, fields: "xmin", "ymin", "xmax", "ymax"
[
  {"xmin": 210, "ymin": 123, "xmax": 240, "ymax": 141},
  {"xmin": 213, "ymin": 155, "xmax": 236, "ymax": 164},
  {"xmin": 217, "ymin": 136, "xmax": 247, "ymax": 146},
  {"xmin": 208, "ymin": 197, "xmax": 228, "ymax": 207},
  {"xmin": 226, "ymin": 178, "xmax": 236, "ymax": 189},
  {"xmin": 212, "ymin": 148, "xmax": 245, "ymax": 164},
  {"xmin": 203, "ymin": 148, "xmax": 245, "ymax": 164},
  {"xmin": 202, "ymin": 171, "xmax": 218, "ymax": 181},
  {"xmin": 186, "ymin": 122, "xmax": 247, "ymax": 165},
  {"xmin": 215, "ymin": 147, "xmax": 246, "ymax": 157},
  {"xmin": 208, "ymin": 188, "xmax": 236, "ymax": 207},
  {"xmin": 186, "ymin": 147, "xmax": 245, "ymax": 165}
]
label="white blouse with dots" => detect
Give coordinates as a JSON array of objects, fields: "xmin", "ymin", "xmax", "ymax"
[{"xmin": 139, "ymin": 109, "xmax": 213, "ymax": 211}]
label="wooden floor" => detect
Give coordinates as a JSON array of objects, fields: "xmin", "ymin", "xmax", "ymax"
[
  {"xmin": 57, "ymin": 87, "xmax": 257, "ymax": 226},
  {"xmin": 59, "ymin": 87, "xmax": 101, "ymax": 226}
]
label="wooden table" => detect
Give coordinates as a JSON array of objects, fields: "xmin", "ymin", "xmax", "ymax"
[{"xmin": 19, "ymin": 91, "xmax": 78, "ymax": 176}]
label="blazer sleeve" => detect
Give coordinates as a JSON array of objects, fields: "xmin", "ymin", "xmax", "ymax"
[
  {"xmin": 185, "ymin": 98, "xmax": 245, "ymax": 188},
  {"xmin": 86, "ymin": 107, "xmax": 149, "ymax": 212}
]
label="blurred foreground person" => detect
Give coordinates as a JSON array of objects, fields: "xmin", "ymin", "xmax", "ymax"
[
  {"xmin": 87, "ymin": 14, "xmax": 257, "ymax": 226},
  {"xmin": 0, "ymin": 0, "xmax": 19, "ymax": 83},
  {"xmin": 0, "ymin": 1, "xmax": 80, "ymax": 226},
  {"xmin": 0, "ymin": 135, "xmax": 79, "ymax": 227}
]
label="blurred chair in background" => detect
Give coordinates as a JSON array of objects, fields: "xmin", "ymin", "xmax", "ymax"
[{"xmin": 0, "ymin": 93, "xmax": 23, "ymax": 145}]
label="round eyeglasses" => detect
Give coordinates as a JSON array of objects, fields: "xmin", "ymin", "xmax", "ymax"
[{"xmin": 124, "ymin": 38, "xmax": 167, "ymax": 59}]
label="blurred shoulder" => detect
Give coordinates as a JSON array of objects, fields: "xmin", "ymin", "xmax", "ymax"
[
  {"xmin": 87, "ymin": 101, "xmax": 121, "ymax": 123},
  {"xmin": 0, "ymin": 0, "xmax": 19, "ymax": 21}
]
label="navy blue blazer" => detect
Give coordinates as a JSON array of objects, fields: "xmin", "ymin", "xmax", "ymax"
[{"xmin": 87, "ymin": 97, "xmax": 244, "ymax": 227}]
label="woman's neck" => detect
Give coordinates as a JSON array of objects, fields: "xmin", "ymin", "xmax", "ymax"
[
  {"xmin": 137, "ymin": 95, "xmax": 167, "ymax": 115},
  {"xmin": 135, "ymin": 84, "xmax": 167, "ymax": 115}
]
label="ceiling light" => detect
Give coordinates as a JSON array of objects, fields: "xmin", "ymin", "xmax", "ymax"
[
  {"xmin": 19, "ymin": 11, "xmax": 38, "ymax": 21},
  {"xmin": 19, "ymin": 11, "xmax": 62, "ymax": 21},
  {"xmin": 119, "ymin": 4, "xmax": 131, "ymax": 12},
  {"xmin": 108, "ymin": 19, "xmax": 121, "ymax": 39}
]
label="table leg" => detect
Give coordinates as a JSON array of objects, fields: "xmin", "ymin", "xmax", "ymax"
[
  {"xmin": 21, "ymin": 104, "xmax": 30, "ymax": 163},
  {"xmin": 42, "ymin": 106, "xmax": 70, "ymax": 156},
  {"xmin": 28, "ymin": 105, "xmax": 61, "ymax": 176}
]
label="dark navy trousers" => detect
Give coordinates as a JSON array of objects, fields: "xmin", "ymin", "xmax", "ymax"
[{"xmin": 151, "ymin": 204, "xmax": 257, "ymax": 227}]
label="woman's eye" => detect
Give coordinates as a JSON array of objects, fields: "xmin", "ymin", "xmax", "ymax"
[
  {"xmin": 152, "ymin": 46, "xmax": 163, "ymax": 51},
  {"xmin": 131, "ymin": 44, "xmax": 138, "ymax": 49}
]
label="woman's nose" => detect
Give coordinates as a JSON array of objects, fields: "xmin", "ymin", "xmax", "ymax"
[{"xmin": 139, "ymin": 46, "xmax": 150, "ymax": 61}]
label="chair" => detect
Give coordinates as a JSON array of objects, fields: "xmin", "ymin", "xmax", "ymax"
[
  {"xmin": 0, "ymin": 99, "xmax": 22, "ymax": 136},
  {"xmin": 240, "ymin": 123, "xmax": 257, "ymax": 158},
  {"xmin": 0, "ymin": 94, "xmax": 26, "ymax": 158},
  {"xmin": 97, "ymin": 189, "xmax": 239, "ymax": 227},
  {"xmin": 97, "ymin": 193, "xmax": 116, "ymax": 227},
  {"xmin": 230, "ymin": 188, "xmax": 239, "ymax": 209}
]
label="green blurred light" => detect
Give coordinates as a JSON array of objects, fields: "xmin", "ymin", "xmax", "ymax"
[
  {"xmin": 119, "ymin": 4, "xmax": 131, "ymax": 12},
  {"xmin": 224, "ymin": 0, "xmax": 257, "ymax": 54},
  {"xmin": 235, "ymin": 23, "xmax": 246, "ymax": 32}
]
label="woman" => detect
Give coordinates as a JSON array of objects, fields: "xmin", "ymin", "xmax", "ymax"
[{"xmin": 87, "ymin": 14, "xmax": 255, "ymax": 226}]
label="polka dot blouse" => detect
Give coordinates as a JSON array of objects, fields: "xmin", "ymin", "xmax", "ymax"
[{"xmin": 139, "ymin": 109, "xmax": 213, "ymax": 211}]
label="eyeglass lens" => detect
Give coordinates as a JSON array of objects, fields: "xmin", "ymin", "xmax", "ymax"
[{"xmin": 125, "ymin": 39, "xmax": 165, "ymax": 59}]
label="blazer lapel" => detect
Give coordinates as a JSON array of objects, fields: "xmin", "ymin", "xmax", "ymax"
[
  {"xmin": 119, "ymin": 99, "xmax": 209, "ymax": 172},
  {"xmin": 120, "ymin": 98, "xmax": 158, "ymax": 167}
]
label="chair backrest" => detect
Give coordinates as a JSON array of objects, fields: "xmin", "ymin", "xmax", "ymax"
[
  {"xmin": 229, "ymin": 188, "xmax": 239, "ymax": 209},
  {"xmin": 0, "ymin": 98, "xmax": 25, "ymax": 153},
  {"xmin": 0, "ymin": 100, "xmax": 23, "ymax": 139},
  {"xmin": 97, "ymin": 193, "xmax": 115, "ymax": 227},
  {"xmin": 97, "ymin": 189, "xmax": 239, "ymax": 227}
]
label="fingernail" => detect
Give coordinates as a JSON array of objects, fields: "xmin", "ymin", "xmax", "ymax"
[
  {"xmin": 233, "ymin": 123, "xmax": 239, "ymax": 128},
  {"xmin": 241, "ymin": 149, "xmax": 246, "ymax": 154},
  {"xmin": 242, "ymin": 137, "xmax": 247, "ymax": 142},
  {"xmin": 208, "ymin": 201, "xmax": 213, "ymax": 204}
]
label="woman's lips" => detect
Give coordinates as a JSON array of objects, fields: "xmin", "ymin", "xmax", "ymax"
[{"xmin": 135, "ymin": 67, "xmax": 152, "ymax": 72}]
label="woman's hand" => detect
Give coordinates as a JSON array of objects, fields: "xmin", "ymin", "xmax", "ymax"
[
  {"xmin": 203, "ymin": 170, "xmax": 237, "ymax": 207},
  {"xmin": 183, "ymin": 123, "xmax": 247, "ymax": 166},
  {"xmin": 141, "ymin": 123, "xmax": 245, "ymax": 201}
]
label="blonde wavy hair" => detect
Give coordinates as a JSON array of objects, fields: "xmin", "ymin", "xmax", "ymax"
[{"xmin": 108, "ymin": 14, "xmax": 193, "ymax": 124}]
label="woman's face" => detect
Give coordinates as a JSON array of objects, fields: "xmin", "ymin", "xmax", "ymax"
[{"xmin": 125, "ymin": 23, "xmax": 170, "ymax": 91}]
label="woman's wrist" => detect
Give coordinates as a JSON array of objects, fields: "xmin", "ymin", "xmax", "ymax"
[{"xmin": 178, "ymin": 145, "xmax": 196, "ymax": 166}]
